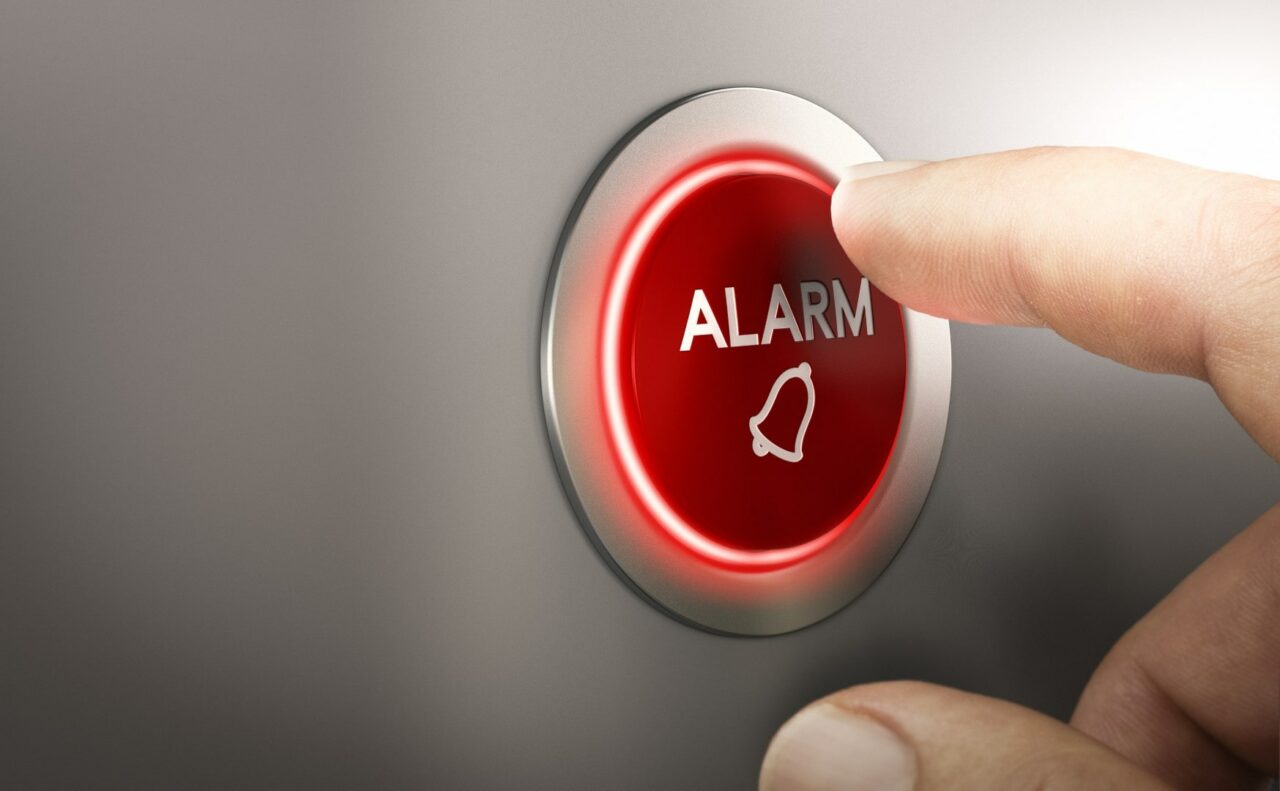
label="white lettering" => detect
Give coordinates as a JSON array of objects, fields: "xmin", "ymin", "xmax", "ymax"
[
  {"xmin": 761, "ymin": 284, "xmax": 803, "ymax": 345},
  {"xmin": 833, "ymin": 277, "xmax": 874, "ymax": 337},
  {"xmin": 799, "ymin": 281, "xmax": 833, "ymax": 341},
  {"xmin": 679, "ymin": 288, "xmax": 727, "ymax": 351},
  {"xmin": 724, "ymin": 287, "xmax": 759, "ymax": 347},
  {"xmin": 677, "ymin": 279, "xmax": 875, "ymax": 350}
]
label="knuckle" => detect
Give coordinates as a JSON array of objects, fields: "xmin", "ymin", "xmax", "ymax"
[
  {"xmin": 1205, "ymin": 174, "xmax": 1280, "ymax": 287},
  {"xmin": 1007, "ymin": 745, "xmax": 1134, "ymax": 791},
  {"xmin": 1193, "ymin": 173, "xmax": 1280, "ymax": 392}
]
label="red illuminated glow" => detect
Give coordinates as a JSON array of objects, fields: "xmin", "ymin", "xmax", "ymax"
[{"xmin": 601, "ymin": 153, "xmax": 890, "ymax": 571}]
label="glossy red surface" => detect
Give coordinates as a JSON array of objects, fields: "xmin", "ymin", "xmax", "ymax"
[{"xmin": 603, "ymin": 153, "xmax": 907, "ymax": 568}]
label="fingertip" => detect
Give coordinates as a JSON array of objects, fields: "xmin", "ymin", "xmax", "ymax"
[
  {"xmin": 840, "ymin": 160, "xmax": 932, "ymax": 183},
  {"xmin": 764, "ymin": 681, "xmax": 1170, "ymax": 791},
  {"xmin": 760, "ymin": 700, "xmax": 917, "ymax": 791},
  {"xmin": 830, "ymin": 160, "xmax": 928, "ymax": 257}
]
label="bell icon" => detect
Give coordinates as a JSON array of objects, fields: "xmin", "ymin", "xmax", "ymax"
[{"xmin": 748, "ymin": 362, "xmax": 815, "ymax": 463}]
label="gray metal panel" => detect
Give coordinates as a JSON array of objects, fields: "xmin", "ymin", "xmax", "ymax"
[{"xmin": 1, "ymin": 2, "xmax": 1276, "ymax": 789}]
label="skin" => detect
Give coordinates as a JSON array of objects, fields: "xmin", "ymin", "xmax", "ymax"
[{"xmin": 761, "ymin": 148, "xmax": 1280, "ymax": 790}]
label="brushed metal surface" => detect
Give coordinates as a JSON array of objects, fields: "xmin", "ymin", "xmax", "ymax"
[{"xmin": 1, "ymin": 2, "xmax": 1277, "ymax": 789}]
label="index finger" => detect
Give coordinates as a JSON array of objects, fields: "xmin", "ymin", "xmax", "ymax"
[{"xmin": 831, "ymin": 147, "xmax": 1280, "ymax": 457}]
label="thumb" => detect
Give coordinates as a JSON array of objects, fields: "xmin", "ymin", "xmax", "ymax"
[{"xmin": 759, "ymin": 681, "xmax": 1169, "ymax": 790}]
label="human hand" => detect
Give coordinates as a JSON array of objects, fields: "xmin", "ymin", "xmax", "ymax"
[{"xmin": 760, "ymin": 148, "xmax": 1280, "ymax": 790}]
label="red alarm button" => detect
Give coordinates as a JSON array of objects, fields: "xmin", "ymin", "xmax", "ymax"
[{"xmin": 602, "ymin": 152, "xmax": 908, "ymax": 571}]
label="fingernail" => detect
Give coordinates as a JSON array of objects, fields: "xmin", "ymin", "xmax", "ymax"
[
  {"xmin": 841, "ymin": 160, "xmax": 930, "ymax": 182},
  {"xmin": 760, "ymin": 703, "xmax": 917, "ymax": 791}
]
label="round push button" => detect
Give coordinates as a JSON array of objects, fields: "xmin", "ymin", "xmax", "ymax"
[
  {"xmin": 542, "ymin": 88, "xmax": 951, "ymax": 635},
  {"xmin": 603, "ymin": 154, "xmax": 907, "ymax": 569}
]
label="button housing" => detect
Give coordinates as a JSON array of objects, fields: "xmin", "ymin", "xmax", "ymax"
[{"xmin": 542, "ymin": 88, "xmax": 951, "ymax": 635}]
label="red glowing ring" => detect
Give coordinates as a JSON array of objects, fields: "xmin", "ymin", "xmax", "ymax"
[{"xmin": 601, "ymin": 153, "xmax": 859, "ymax": 570}]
